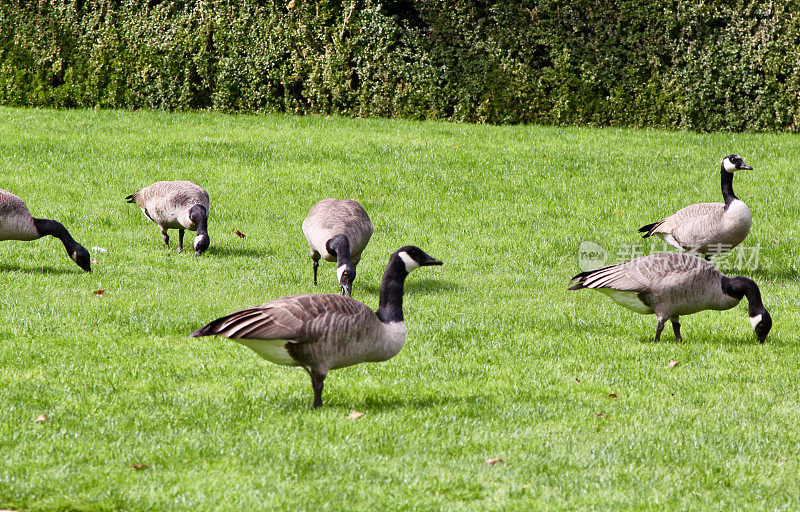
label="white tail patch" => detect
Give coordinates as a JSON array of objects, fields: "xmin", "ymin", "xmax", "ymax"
[
  {"xmin": 749, "ymin": 314, "xmax": 762, "ymax": 329},
  {"xmin": 398, "ymin": 251, "xmax": 420, "ymax": 272}
]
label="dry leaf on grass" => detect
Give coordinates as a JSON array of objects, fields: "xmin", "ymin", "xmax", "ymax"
[
  {"xmin": 667, "ymin": 360, "xmax": 679, "ymax": 368},
  {"xmin": 34, "ymin": 414, "xmax": 48, "ymax": 423},
  {"xmin": 235, "ymin": 230, "xmax": 246, "ymax": 238},
  {"xmin": 607, "ymin": 393, "xmax": 618, "ymax": 399},
  {"xmin": 597, "ymin": 413, "xmax": 606, "ymax": 418},
  {"xmin": 131, "ymin": 463, "xmax": 149, "ymax": 470},
  {"xmin": 93, "ymin": 290, "xmax": 106, "ymax": 296},
  {"xmin": 346, "ymin": 410, "xmax": 364, "ymax": 420},
  {"xmin": 484, "ymin": 458, "xmax": 504, "ymax": 466}
]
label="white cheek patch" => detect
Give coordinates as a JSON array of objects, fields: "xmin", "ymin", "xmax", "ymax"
[
  {"xmin": 749, "ymin": 314, "xmax": 762, "ymax": 329},
  {"xmin": 337, "ymin": 264, "xmax": 347, "ymax": 283},
  {"xmin": 194, "ymin": 234, "xmax": 206, "ymax": 248},
  {"xmin": 398, "ymin": 251, "xmax": 420, "ymax": 272},
  {"xmin": 723, "ymin": 157, "xmax": 737, "ymax": 172}
]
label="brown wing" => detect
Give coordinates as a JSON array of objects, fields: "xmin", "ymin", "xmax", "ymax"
[{"xmin": 189, "ymin": 294, "xmax": 376, "ymax": 342}]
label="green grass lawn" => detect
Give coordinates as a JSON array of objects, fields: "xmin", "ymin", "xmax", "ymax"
[{"xmin": 1, "ymin": 107, "xmax": 799, "ymax": 511}]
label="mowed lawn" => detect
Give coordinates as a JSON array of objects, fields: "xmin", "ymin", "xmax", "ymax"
[{"xmin": 1, "ymin": 107, "xmax": 799, "ymax": 511}]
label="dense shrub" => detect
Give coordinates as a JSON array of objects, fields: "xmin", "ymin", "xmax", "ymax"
[{"xmin": 0, "ymin": 0, "xmax": 798, "ymax": 130}]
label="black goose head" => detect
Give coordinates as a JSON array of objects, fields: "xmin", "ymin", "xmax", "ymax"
[
  {"xmin": 722, "ymin": 154, "xmax": 753, "ymax": 173},
  {"xmin": 70, "ymin": 244, "xmax": 92, "ymax": 272},
  {"xmin": 337, "ymin": 264, "xmax": 356, "ymax": 296},
  {"xmin": 395, "ymin": 245, "xmax": 443, "ymax": 272},
  {"xmin": 750, "ymin": 309, "xmax": 772, "ymax": 344},
  {"xmin": 194, "ymin": 233, "xmax": 210, "ymax": 256}
]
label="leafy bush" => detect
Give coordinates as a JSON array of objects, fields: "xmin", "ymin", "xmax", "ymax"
[{"xmin": 1, "ymin": 0, "xmax": 798, "ymax": 130}]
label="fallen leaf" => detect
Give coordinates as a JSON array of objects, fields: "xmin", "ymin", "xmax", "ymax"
[
  {"xmin": 607, "ymin": 393, "xmax": 618, "ymax": 399},
  {"xmin": 771, "ymin": 239, "xmax": 779, "ymax": 243},
  {"xmin": 613, "ymin": 209, "xmax": 622, "ymax": 216},
  {"xmin": 235, "ymin": 230, "xmax": 246, "ymax": 238},
  {"xmin": 522, "ymin": 484, "xmax": 532, "ymax": 488},
  {"xmin": 667, "ymin": 360, "xmax": 679, "ymax": 368},
  {"xmin": 35, "ymin": 414, "xmax": 48, "ymax": 423},
  {"xmin": 597, "ymin": 413, "xmax": 606, "ymax": 418},
  {"xmin": 93, "ymin": 290, "xmax": 106, "ymax": 296},
  {"xmin": 484, "ymin": 458, "xmax": 504, "ymax": 465},
  {"xmin": 131, "ymin": 463, "xmax": 149, "ymax": 470},
  {"xmin": 346, "ymin": 410, "xmax": 364, "ymax": 420}
]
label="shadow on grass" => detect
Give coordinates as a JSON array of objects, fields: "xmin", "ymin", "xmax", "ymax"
[
  {"xmin": 359, "ymin": 277, "xmax": 462, "ymax": 296},
  {"xmin": 206, "ymin": 245, "xmax": 273, "ymax": 258},
  {"xmin": 340, "ymin": 393, "xmax": 467, "ymax": 412},
  {"xmin": 0, "ymin": 263, "xmax": 81, "ymax": 275},
  {"xmin": 635, "ymin": 330, "xmax": 763, "ymax": 346}
]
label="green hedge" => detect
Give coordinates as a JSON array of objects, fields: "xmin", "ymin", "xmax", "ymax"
[{"xmin": 1, "ymin": 0, "xmax": 799, "ymax": 130}]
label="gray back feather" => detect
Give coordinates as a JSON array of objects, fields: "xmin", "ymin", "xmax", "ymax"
[
  {"xmin": 302, "ymin": 199, "xmax": 373, "ymax": 261},
  {"xmin": 573, "ymin": 252, "xmax": 739, "ymax": 317},
  {"xmin": 0, "ymin": 189, "xmax": 37, "ymax": 240}
]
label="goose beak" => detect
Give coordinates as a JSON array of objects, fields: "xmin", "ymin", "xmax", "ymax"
[
  {"xmin": 739, "ymin": 163, "xmax": 753, "ymax": 171},
  {"xmin": 340, "ymin": 283, "xmax": 353, "ymax": 297},
  {"xmin": 420, "ymin": 256, "xmax": 443, "ymax": 267}
]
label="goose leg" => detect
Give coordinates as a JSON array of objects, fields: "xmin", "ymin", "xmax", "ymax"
[
  {"xmin": 177, "ymin": 229, "xmax": 185, "ymax": 253},
  {"xmin": 305, "ymin": 367, "xmax": 327, "ymax": 408},
  {"xmin": 161, "ymin": 227, "xmax": 170, "ymax": 249},
  {"xmin": 312, "ymin": 255, "xmax": 320, "ymax": 286},
  {"xmin": 654, "ymin": 318, "xmax": 666, "ymax": 343},
  {"xmin": 671, "ymin": 317, "xmax": 682, "ymax": 342}
]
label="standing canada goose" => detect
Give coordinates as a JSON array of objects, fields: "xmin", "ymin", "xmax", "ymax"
[
  {"xmin": 126, "ymin": 180, "xmax": 210, "ymax": 256},
  {"xmin": 569, "ymin": 252, "xmax": 772, "ymax": 343},
  {"xmin": 302, "ymin": 198, "xmax": 373, "ymax": 296},
  {"xmin": 190, "ymin": 246, "xmax": 442, "ymax": 408},
  {"xmin": 638, "ymin": 154, "xmax": 754, "ymax": 256},
  {"xmin": 0, "ymin": 189, "xmax": 91, "ymax": 271}
]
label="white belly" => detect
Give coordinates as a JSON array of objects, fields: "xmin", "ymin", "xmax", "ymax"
[
  {"xmin": 235, "ymin": 339, "xmax": 298, "ymax": 366},
  {"xmin": 599, "ymin": 289, "xmax": 654, "ymax": 314}
]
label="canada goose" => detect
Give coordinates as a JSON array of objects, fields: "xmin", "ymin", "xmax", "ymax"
[
  {"xmin": 0, "ymin": 189, "xmax": 91, "ymax": 271},
  {"xmin": 190, "ymin": 246, "xmax": 442, "ymax": 408},
  {"xmin": 126, "ymin": 181, "xmax": 210, "ymax": 256},
  {"xmin": 638, "ymin": 154, "xmax": 753, "ymax": 256},
  {"xmin": 569, "ymin": 252, "xmax": 772, "ymax": 343},
  {"xmin": 302, "ymin": 198, "xmax": 373, "ymax": 296}
]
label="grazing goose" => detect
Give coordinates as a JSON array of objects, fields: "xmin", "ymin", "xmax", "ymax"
[
  {"xmin": 569, "ymin": 252, "xmax": 772, "ymax": 343},
  {"xmin": 0, "ymin": 189, "xmax": 91, "ymax": 271},
  {"xmin": 638, "ymin": 154, "xmax": 753, "ymax": 256},
  {"xmin": 126, "ymin": 180, "xmax": 210, "ymax": 256},
  {"xmin": 302, "ymin": 198, "xmax": 373, "ymax": 296},
  {"xmin": 190, "ymin": 246, "xmax": 442, "ymax": 408}
]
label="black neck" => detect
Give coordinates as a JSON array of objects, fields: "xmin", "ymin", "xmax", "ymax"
[
  {"xmin": 722, "ymin": 276, "xmax": 765, "ymax": 316},
  {"xmin": 33, "ymin": 218, "xmax": 78, "ymax": 250},
  {"xmin": 720, "ymin": 165, "xmax": 738, "ymax": 207},
  {"xmin": 376, "ymin": 257, "xmax": 409, "ymax": 323},
  {"xmin": 326, "ymin": 234, "xmax": 353, "ymax": 268},
  {"xmin": 189, "ymin": 205, "xmax": 208, "ymax": 236}
]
